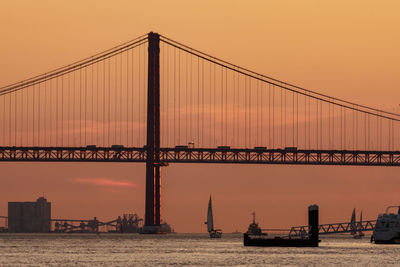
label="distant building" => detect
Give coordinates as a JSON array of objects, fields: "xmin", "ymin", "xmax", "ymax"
[{"xmin": 8, "ymin": 197, "xmax": 51, "ymax": 233}]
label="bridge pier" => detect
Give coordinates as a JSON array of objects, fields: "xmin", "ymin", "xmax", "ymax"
[{"xmin": 143, "ymin": 32, "xmax": 161, "ymax": 233}]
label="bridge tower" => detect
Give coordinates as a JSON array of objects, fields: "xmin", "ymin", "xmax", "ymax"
[{"xmin": 143, "ymin": 32, "xmax": 161, "ymax": 233}]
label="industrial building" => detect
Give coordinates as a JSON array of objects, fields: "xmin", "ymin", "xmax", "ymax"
[{"xmin": 8, "ymin": 197, "xmax": 51, "ymax": 233}]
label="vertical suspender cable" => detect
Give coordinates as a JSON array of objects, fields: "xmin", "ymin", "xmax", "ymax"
[
  {"xmin": 131, "ymin": 49, "xmax": 136, "ymax": 146},
  {"xmin": 102, "ymin": 61, "xmax": 106, "ymax": 147},
  {"xmin": 268, "ymin": 84, "xmax": 271, "ymax": 148},
  {"xmin": 166, "ymin": 45, "xmax": 169, "ymax": 146},
  {"xmin": 236, "ymin": 71, "xmax": 239, "ymax": 146},
  {"xmin": 221, "ymin": 67, "xmax": 224, "ymax": 144},
  {"xmin": 340, "ymin": 106, "xmax": 343, "ymax": 149},
  {"xmin": 296, "ymin": 92, "xmax": 298, "ymax": 147},
  {"xmin": 292, "ymin": 91, "xmax": 294, "ymax": 147},
  {"xmin": 80, "ymin": 68, "xmax": 82, "ymax": 146},
  {"xmin": 138, "ymin": 50, "xmax": 141, "ymax": 146},
  {"xmin": 320, "ymin": 101, "xmax": 322, "ymax": 149},
  {"xmin": 91, "ymin": 59, "xmax": 94, "ymax": 145},
  {"xmin": 260, "ymin": 81, "xmax": 262, "ymax": 146},
  {"xmin": 186, "ymin": 52, "xmax": 188, "ymax": 144},
  {"xmin": 256, "ymin": 80, "xmax": 260, "ymax": 146},
  {"xmin": 280, "ymin": 86, "xmax": 282, "ymax": 147},
  {"xmin": 32, "ymin": 84, "xmax": 35, "ymax": 145},
  {"xmin": 316, "ymin": 99, "xmax": 318, "ymax": 149},
  {"xmin": 260, "ymin": 80, "xmax": 265, "ymax": 146},
  {"xmin": 108, "ymin": 58, "xmax": 111, "ymax": 146},
  {"xmin": 332, "ymin": 99, "xmax": 335, "ymax": 149},
  {"xmin": 380, "ymin": 113, "xmax": 383, "ymax": 150},
  {"xmin": 174, "ymin": 48, "xmax": 176, "ymax": 145},
  {"xmin": 328, "ymin": 99, "xmax": 331, "ymax": 148},
  {"xmin": 210, "ymin": 61, "xmax": 212, "ymax": 147},
  {"xmin": 197, "ymin": 57, "xmax": 200, "ymax": 145},
  {"xmin": 245, "ymin": 76, "xmax": 247, "ymax": 147},
  {"xmin": 213, "ymin": 63, "xmax": 216, "ymax": 147},
  {"xmin": 304, "ymin": 90, "xmax": 307, "ymax": 148},
  {"xmin": 376, "ymin": 113, "xmax": 379, "ymax": 150},
  {"xmin": 225, "ymin": 66, "xmax": 227, "ymax": 146},
  {"xmin": 272, "ymin": 85, "xmax": 275, "ymax": 148},
  {"xmin": 308, "ymin": 93, "xmax": 311, "ymax": 149},
  {"xmin": 62, "ymin": 74, "xmax": 64, "ymax": 146},
  {"xmin": 44, "ymin": 79, "xmax": 47, "ymax": 145},
  {"xmin": 179, "ymin": 50, "xmax": 182, "ymax": 145},
  {"xmin": 120, "ymin": 52, "xmax": 123, "ymax": 144},
  {"xmin": 68, "ymin": 72, "xmax": 70, "ymax": 146},
  {"xmin": 92, "ymin": 59, "xmax": 95, "ymax": 145},
  {"xmin": 344, "ymin": 106, "xmax": 346, "ymax": 149},
  {"xmin": 38, "ymin": 83, "xmax": 41, "ymax": 146},
  {"xmin": 178, "ymin": 50, "xmax": 181, "ymax": 145},
  {"xmin": 14, "ymin": 90, "xmax": 16, "ymax": 145},
  {"xmin": 57, "ymin": 75, "xmax": 59, "ymax": 146},
  {"xmin": 249, "ymin": 79, "xmax": 252, "ymax": 147},
  {"xmin": 114, "ymin": 55, "xmax": 117, "ymax": 144},
  {"xmin": 2, "ymin": 91, "xmax": 4, "ymax": 145}
]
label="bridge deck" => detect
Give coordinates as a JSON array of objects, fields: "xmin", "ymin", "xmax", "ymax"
[{"xmin": 0, "ymin": 147, "xmax": 400, "ymax": 166}]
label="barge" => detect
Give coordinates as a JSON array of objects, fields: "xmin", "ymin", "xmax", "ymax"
[{"xmin": 243, "ymin": 205, "xmax": 319, "ymax": 247}]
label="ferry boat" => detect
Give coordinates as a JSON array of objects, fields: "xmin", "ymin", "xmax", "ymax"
[
  {"xmin": 205, "ymin": 195, "xmax": 222, "ymax": 238},
  {"xmin": 371, "ymin": 206, "xmax": 400, "ymax": 244}
]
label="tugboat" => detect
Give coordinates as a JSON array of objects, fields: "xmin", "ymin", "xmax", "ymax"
[
  {"xmin": 243, "ymin": 205, "xmax": 319, "ymax": 247},
  {"xmin": 205, "ymin": 195, "xmax": 222, "ymax": 238},
  {"xmin": 371, "ymin": 206, "xmax": 400, "ymax": 244},
  {"xmin": 246, "ymin": 212, "xmax": 262, "ymax": 235}
]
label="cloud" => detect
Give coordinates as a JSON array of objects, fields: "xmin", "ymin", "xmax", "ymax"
[{"xmin": 73, "ymin": 177, "xmax": 137, "ymax": 188}]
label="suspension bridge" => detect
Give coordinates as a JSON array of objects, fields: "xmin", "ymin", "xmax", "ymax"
[{"xmin": 1, "ymin": 32, "xmax": 399, "ymax": 232}]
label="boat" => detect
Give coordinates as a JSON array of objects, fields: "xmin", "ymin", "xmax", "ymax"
[
  {"xmin": 350, "ymin": 208, "xmax": 365, "ymax": 239},
  {"xmin": 243, "ymin": 205, "xmax": 320, "ymax": 247},
  {"xmin": 205, "ymin": 195, "xmax": 222, "ymax": 238},
  {"xmin": 371, "ymin": 206, "xmax": 400, "ymax": 244},
  {"xmin": 355, "ymin": 210, "xmax": 365, "ymax": 239},
  {"xmin": 246, "ymin": 212, "xmax": 262, "ymax": 235}
]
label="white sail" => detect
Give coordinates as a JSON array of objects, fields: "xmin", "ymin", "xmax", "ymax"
[{"xmin": 207, "ymin": 196, "xmax": 214, "ymax": 232}]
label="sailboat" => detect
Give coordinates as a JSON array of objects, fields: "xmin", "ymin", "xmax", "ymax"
[
  {"xmin": 350, "ymin": 208, "xmax": 357, "ymax": 236},
  {"xmin": 354, "ymin": 211, "xmax": 365, "ymax": 239},
  {"xmin": 350, "ymin": 208, "xmax": 364, "ymax": 239},
  {"xmin": 205, "ymin": 195, "xmax": 222, "ymax": 238}
]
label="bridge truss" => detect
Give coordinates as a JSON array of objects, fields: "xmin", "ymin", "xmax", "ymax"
[
  {"xmin": 289, "ymin": 220, "xmax": 376, "ymax": 237},
  {"xmin": 1, "ymin": 146, "xmax": 400, "ymax": 166}
]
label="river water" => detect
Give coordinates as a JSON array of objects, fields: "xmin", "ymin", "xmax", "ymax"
[{"xmin": 0, "ymin": 233, "xmax": 399, "ymax": 266}]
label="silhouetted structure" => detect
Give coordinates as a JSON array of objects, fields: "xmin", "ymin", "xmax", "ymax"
[
  {"xmin": 117, "ymin": 213, "xmax": 143, "ymax": 233},
  {"xmin": 8, "ymin": 197, "xmax": 51, "ymax": 233},
  {"xmin": 144, "ymin": 32, "xmax": 162, "ymax": 233},
  {"xmin": 244, "ymin": 205, "xmax": 319, "ymax": 247}
]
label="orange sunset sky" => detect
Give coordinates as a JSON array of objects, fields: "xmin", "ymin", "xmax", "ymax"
[{"xmin": 1, "ymin": 1, "xmax": 400, "ymax": 232}]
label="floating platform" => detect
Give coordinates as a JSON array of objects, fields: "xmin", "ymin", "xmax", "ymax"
[{"xmin": 243, "ymin": 205, "xmax": 319, "ymax": 247}]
